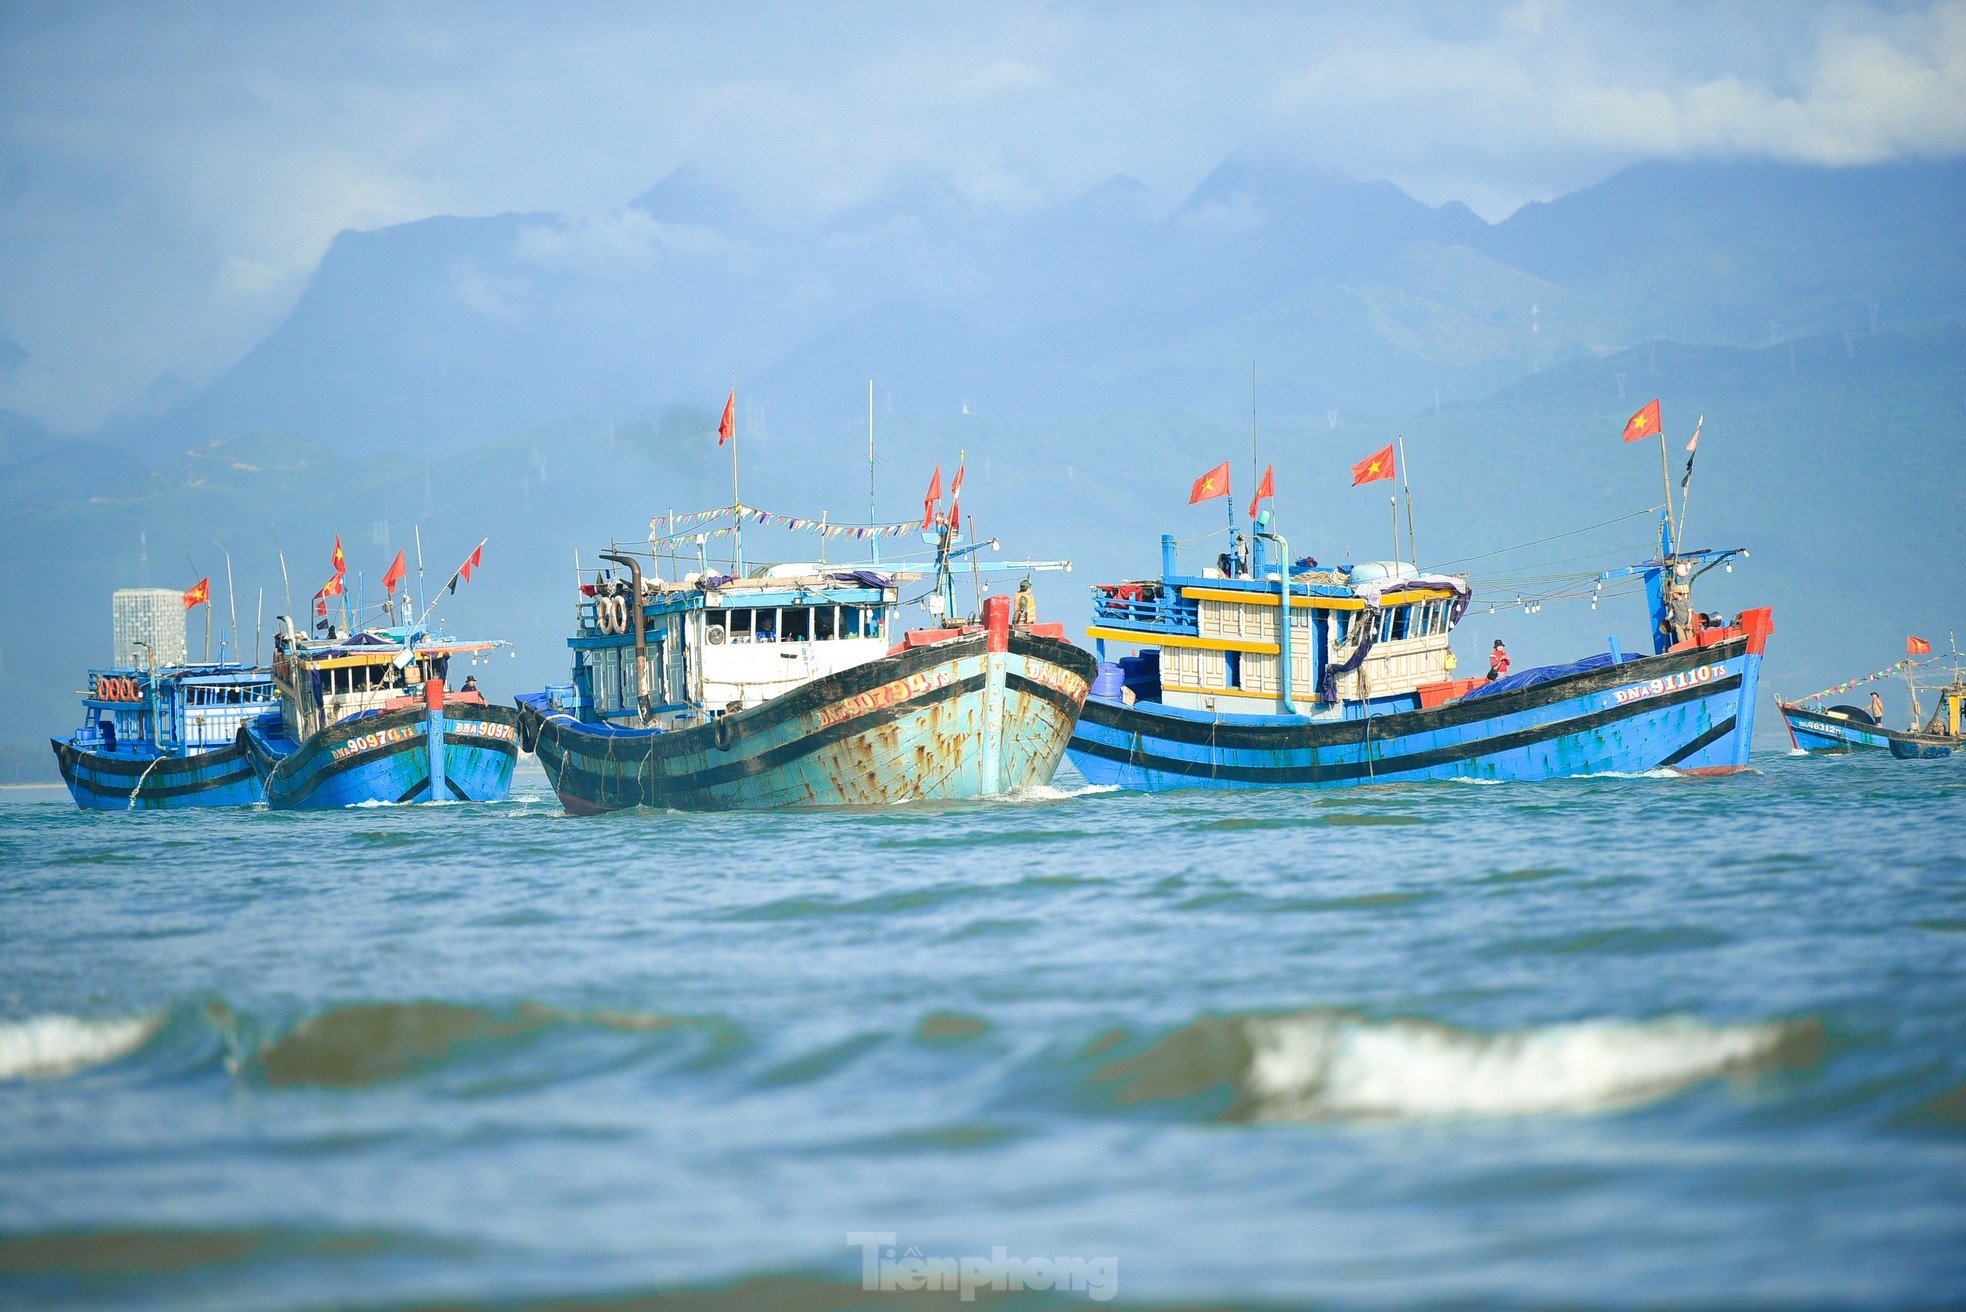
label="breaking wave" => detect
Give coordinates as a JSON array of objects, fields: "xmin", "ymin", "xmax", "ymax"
[
  {"xmin": 1090, "ymin": 1009, "xmax": 1822, "ymax": 1123},
  {"xmin": 0, "ymin": 1013, "xmax": 163, "ymax": 1080}
]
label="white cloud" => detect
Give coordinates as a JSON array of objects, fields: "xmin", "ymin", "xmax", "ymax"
[{"xmin": 512, "ymin": 210, "xmax": 731, "ymax": 272}]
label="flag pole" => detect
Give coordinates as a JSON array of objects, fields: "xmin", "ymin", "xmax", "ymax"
[
  {"xmin": 1396, "ymin": 435, "xmax": 1417, "ymax": 567},
  {"xmin": 414, "ymin": 524, "xmax": 427, "ymax": 621},
  {"xmin": 1249, "ymin": 359, "xmax": 1259, "ymax": 516},
  {"xmin": 1390, "ymin": 494, "xmax": 1401, "ymax": 567},
  {"xmin": 868, "ymin": 380, "xmax": 879, "ymax": 567},
  {"xmin": 1675, "ymin": 414, "xmax": 1703, "ymax": 556},
  {"xmin": 730, "ymin": 377, "xmax": 743, "ymax": 577},
  {"xmin": 1657, "ymin": 430, "xmax": 1677, "ymax": 555}
]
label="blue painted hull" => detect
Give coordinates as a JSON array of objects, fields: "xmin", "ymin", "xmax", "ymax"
[
  {"xmin": 242, "ymin": 703, "xmax": 521, "ymax": 809},
  {"xmin": 1887, "ymin": 735, "xmax": 1955, "ymax": 760},
  {"xmin": 520, "ymin": 632, "xmax": 1095, "ymax": 812},
  {"xmin": 50, "ymin": 737, "xmax": 263, "ymax": 811},
  {"xmin": 1068, "ymin": 634, "xmax": 1764, "ymax": 791},
  {"xmin": 1777, "ymin": 703, "xmax": 1891, "ymax": 753}
]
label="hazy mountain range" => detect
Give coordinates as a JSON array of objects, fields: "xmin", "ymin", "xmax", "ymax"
[{"xmin": 2, "ymin": 156, "xmax": 1962, "ymax": 777}]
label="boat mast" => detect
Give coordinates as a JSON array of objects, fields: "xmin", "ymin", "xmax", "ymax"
[{"xmin": 868, "ymin": 380, "xmax": 879, "ymax": 567}]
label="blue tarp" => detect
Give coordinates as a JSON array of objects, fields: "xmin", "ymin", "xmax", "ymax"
[{"xmin": 1460, "ymin": 652, "xmax": 1637, "ymax": 700}]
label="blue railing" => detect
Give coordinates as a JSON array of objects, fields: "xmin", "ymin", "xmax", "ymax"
[{"xmin": 1091, "ymin": 587, "xmax": 1198, "ymax": 633}]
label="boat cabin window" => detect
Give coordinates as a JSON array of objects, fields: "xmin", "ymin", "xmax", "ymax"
[
  {"xmin": 1385, "ymin": 606, "xmax": 1410, "ymax": 642},
  {"xmin": 813, "ymin": 606, "xmax": 836, "ymax": 641},
  {"xmin": 779, "ymin": 607, "xmax": 810, "ymax": 643},
  {"xmin": 1332, "ymin": 611, "xmax": 1351, "ymax": 645}
]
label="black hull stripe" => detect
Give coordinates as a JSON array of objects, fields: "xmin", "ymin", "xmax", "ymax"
[
  {"xmin": 1082, "ymin": 638, "xmax": 1750, "ymax": 750},
  {"xmin": 541, "ymin": 672, "xmax": 987, "ymax": 803},
  {"xmin": 1003, "ymin": 672, "xmax": 1089, "ymax": 722},
  {"xmin": 1658, "ymin": 716, "xmax": 1739, "ymax": 767},
  {"xmin": 1069, "ymin": 674, "xmax": 1744, "ymax": 784},
  {"xmin": 59, "ymin": 761, "xmax": 260, "ymax": 801},
  {"xmin": 51, "ymin": 739, "xmax": 253, "ymax": 778}
]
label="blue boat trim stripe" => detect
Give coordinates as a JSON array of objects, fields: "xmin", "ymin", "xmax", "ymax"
[
  {"xmin": 1069, "ymin": 673, "xmax": 1744, "ymax": 783},
  {"xmin": 1080, "ymin": 638, "xmax": 1748, "ymax": 751}
]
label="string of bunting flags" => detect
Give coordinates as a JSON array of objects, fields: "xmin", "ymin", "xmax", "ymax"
[
  {"xmin": 1793, "ymin": 656, "xmax": 1933, "ymax": 707},
  {"xmin": 649, "ymin": 507, "xmax": 919, "ymax": 545}
]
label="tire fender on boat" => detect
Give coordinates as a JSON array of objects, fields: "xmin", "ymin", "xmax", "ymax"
[{"xmin": 715, "ymin": 713, "xmax": 738, "ymax": 753}]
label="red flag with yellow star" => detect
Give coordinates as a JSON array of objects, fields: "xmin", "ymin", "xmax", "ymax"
[
  {"xmin": 1623, "ymin": 399, "xmax": 1661, "ymax": 443},
  {"xmin": 331, "ymin": 534, "xmax": 347, "ymax": 577},
  {"xmin": 181, "ymin": 577, "xmax": 209, "ymax": 610},
  {"xmin": 1350, "ymin": 444, "xmax": 1395, "ymax": 486},
  {"xmin": 1188, "ymin": 461, "xmax": 1231, "ymax": 504}
]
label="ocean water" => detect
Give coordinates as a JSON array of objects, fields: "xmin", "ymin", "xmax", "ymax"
[{"xmin": 2, "ymin": 752, "xmax": 1963, "ymax": 1310}]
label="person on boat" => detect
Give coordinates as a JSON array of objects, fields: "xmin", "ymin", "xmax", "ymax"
[
  {"xmin": 1014, "ymin": 579, "xmax": 1038, "ymax": 626},
  {"xmin": 463, "ymin": 675, "xmax": 479, "ymax": 695},
  {"xmin": 1868, "ymin": 691, "xmax": 1886, "ymax": 725},
  {"xmin": 1487, "ymin": 640, "xmax": 1511, "ymax": 682}
]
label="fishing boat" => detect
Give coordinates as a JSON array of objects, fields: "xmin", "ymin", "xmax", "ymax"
[
  {"xmin": 1065, "ymin": 511, "xmax": 1772, "ymax": 790},
  {"xmin": 53, "ymin": 662, "xmax": 279, "ymax": 810},
  {"xmin": 517, "ymin": 509, "xmax": 1093, "ymax": 812},
  {"xmin": 1778, "ymin": 640, "xmax": 1965, "ymax": 758},
  {"xmin": 240, "ymin": 624, "xmax": 521, "ymax": 808},
  {"xmin": 51, "ymin": 585, "xmax": 279, "ymax": 810}
]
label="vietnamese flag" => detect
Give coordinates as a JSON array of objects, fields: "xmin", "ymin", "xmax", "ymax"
[
  {"xmin": 181, "ymin": 577, "xmax": 209, "ymax": 610},
  {"xmin": 717, "ymin": 390, "xmax": 735, "ymax": 445},
  {"xmin": 331, "ymin": 534, "xmax": 347, "ymax": 578},
  {"xmin": 382, "ymin": 549, "xmax": 408, "ymax": 597},
  {"xmin": 921, "ymin": 464, "xmax": 942, "ymax": 529},
  {"xmin": 1350, "ymin": 444, "xmax": 1395, "ymax": 486},
  {"xmin": 1188, "ymin": 461, "xmax": 1231, "ymax": 504},
  {"xmin": 1909, "ymin": 635, "xmax": 1933, "ymax": 655},
  {"xmin": 1247, "ymin": 464, "xmax": 1274, "ymax": 519},
  {"xmin": 1623, "ymin": 399, "xmax": 1662, "ymax": 443},
  {"xmin": 317, "ymin": 573, "xmax": 345, "ymax": 599}
]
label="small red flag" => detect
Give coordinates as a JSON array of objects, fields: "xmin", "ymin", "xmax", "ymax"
[
  {"xmin": 1623, "ymin": 399, "xmax": 1662, "ymax": 443},
  {"xmin": 717, "ymin": 390, "xmax": 735, "ymax": 446},
  {"xmin": 382, "ymin": 550, "xmax": 407, "ymax": 597},
  {"xmin": 1247, "ymin": 464, "xmax": 1274, "ymax": 519},
  {"xmin": 315, "ymin": 573, "xmax": 344, "ymax": 600},
  {"xmin": 1188, "ymin": 461, "xmax": 1231, "ymax": 504},
  {"xmin": 921, "ymin": 464, "xmax": 942, "ymax": 530},
  {"xmin": 1350, "ymin": 444, "xmax": 1395, "ymax": 486},
  {"xmin": 181, "ymin": 577, "xmax": 209, "ymax": 610},
  {"xmin": 331, "ymin": 534, "xmax": 346, "ymax": 577},
  {"xmin": 1908, "ymin": 635, "xmax": 1933, "ymax": 655},
  {"xmin": 948, "ymin": 459, "xmax": 966, "ymax": 526}
]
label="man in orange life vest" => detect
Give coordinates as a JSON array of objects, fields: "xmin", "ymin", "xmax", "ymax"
[{"xmin": 1487, "ymin": 640, "xmax": 1512, "ymax": 683}]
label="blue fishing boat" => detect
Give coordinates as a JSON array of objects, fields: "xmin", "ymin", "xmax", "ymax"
[
  {"xmin": 1065, "ymin": 513, "xmax": 1773, "ymax": 791},
  {"xmin": 242, "ymin": 626, "xmax": 521, "ymax": 808},
  {"xmin": 1778, "ymin": 641, "xmax": 1962, "ymax": 758},
  {"xmin": 53, "ymin": 662, "xmax": 278, "ymax": 810},
  {"xmin": 518, "ymin": 516, "xmax": 1091, "ymax": 812},
  {"xmin": 51, "ymin": 584, "xmax": 278, "ymax": 810}
]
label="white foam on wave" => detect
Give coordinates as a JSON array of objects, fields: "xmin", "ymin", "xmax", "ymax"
[
  {"xmin": 1009, "ymin": 782, "xmax": 1122, "ymax": 802},
  {"xmin": 0, "ymin": 1014, "xmax": 162, "ymax": 1080},
  {"xmin": 1239, "ymin": 1012, "xmax": 1799, "ymax": 1122}
]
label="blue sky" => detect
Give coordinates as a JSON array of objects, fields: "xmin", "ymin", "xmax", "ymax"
[{"xmin": 2, "ymin": 0, "xmax": 1963, "ymax": 431}]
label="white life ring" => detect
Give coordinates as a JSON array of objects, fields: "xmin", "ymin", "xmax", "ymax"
[
  {"xmin": 611, "ymin": 595, "xmax": 631, "ymax": 634},
  {"xmin": 596, "ymin": 596, "xmax": 618, "ymax": 635}
]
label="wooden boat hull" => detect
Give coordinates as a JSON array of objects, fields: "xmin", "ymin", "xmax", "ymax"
[
  {"xmin": 1067, "ymin": 630, "xmax": 1767, "ymax": 792},
  {"xmin": 50, "ymin": 737, "xmax": 263, "ymax": 811},
  {"xmin": 1777, "ymin": 702, "xmax": 1891, "ymax": 753},
  {"xmin": 241, "ymin": 702, "xmax": 521, "ymax": 809},
  {"xmin": 1887, "ymin": 733, "xmax": 1956, "ymax": 760},
  {"xmin": 518, "ymin": 631, "xmax": 1094, "ymax": 813}
]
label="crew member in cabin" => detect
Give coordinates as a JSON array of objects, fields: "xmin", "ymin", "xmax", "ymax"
[
  {"xmin": 1487, "ymin": 640, "xmax": 1511, "ymax": 682},
  {"xmin": 1014, "ymin": 579, "xmax": 1037, "ymax": 625},
  {"xmin": 1868, "ymin": 691, "xmax": 1886, "ymax": 724}
]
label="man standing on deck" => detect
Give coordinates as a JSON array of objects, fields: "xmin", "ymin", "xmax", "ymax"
[
  {"xmin": 1014, "ymin": 579, "xmax": 1037, "ymax": 626},
  {"xmin": 1487, "ymin": 640, "xmax": 1511, "ymax": 682},
  {"xmin": 1868, "ymin": 691, "xmax": 1886, "ymax": 725}
]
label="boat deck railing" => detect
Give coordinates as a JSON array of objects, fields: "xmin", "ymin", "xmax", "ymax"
[{"xmin": 1091, "ymin": 586, "xmax": 1197, "ymax": 633}]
